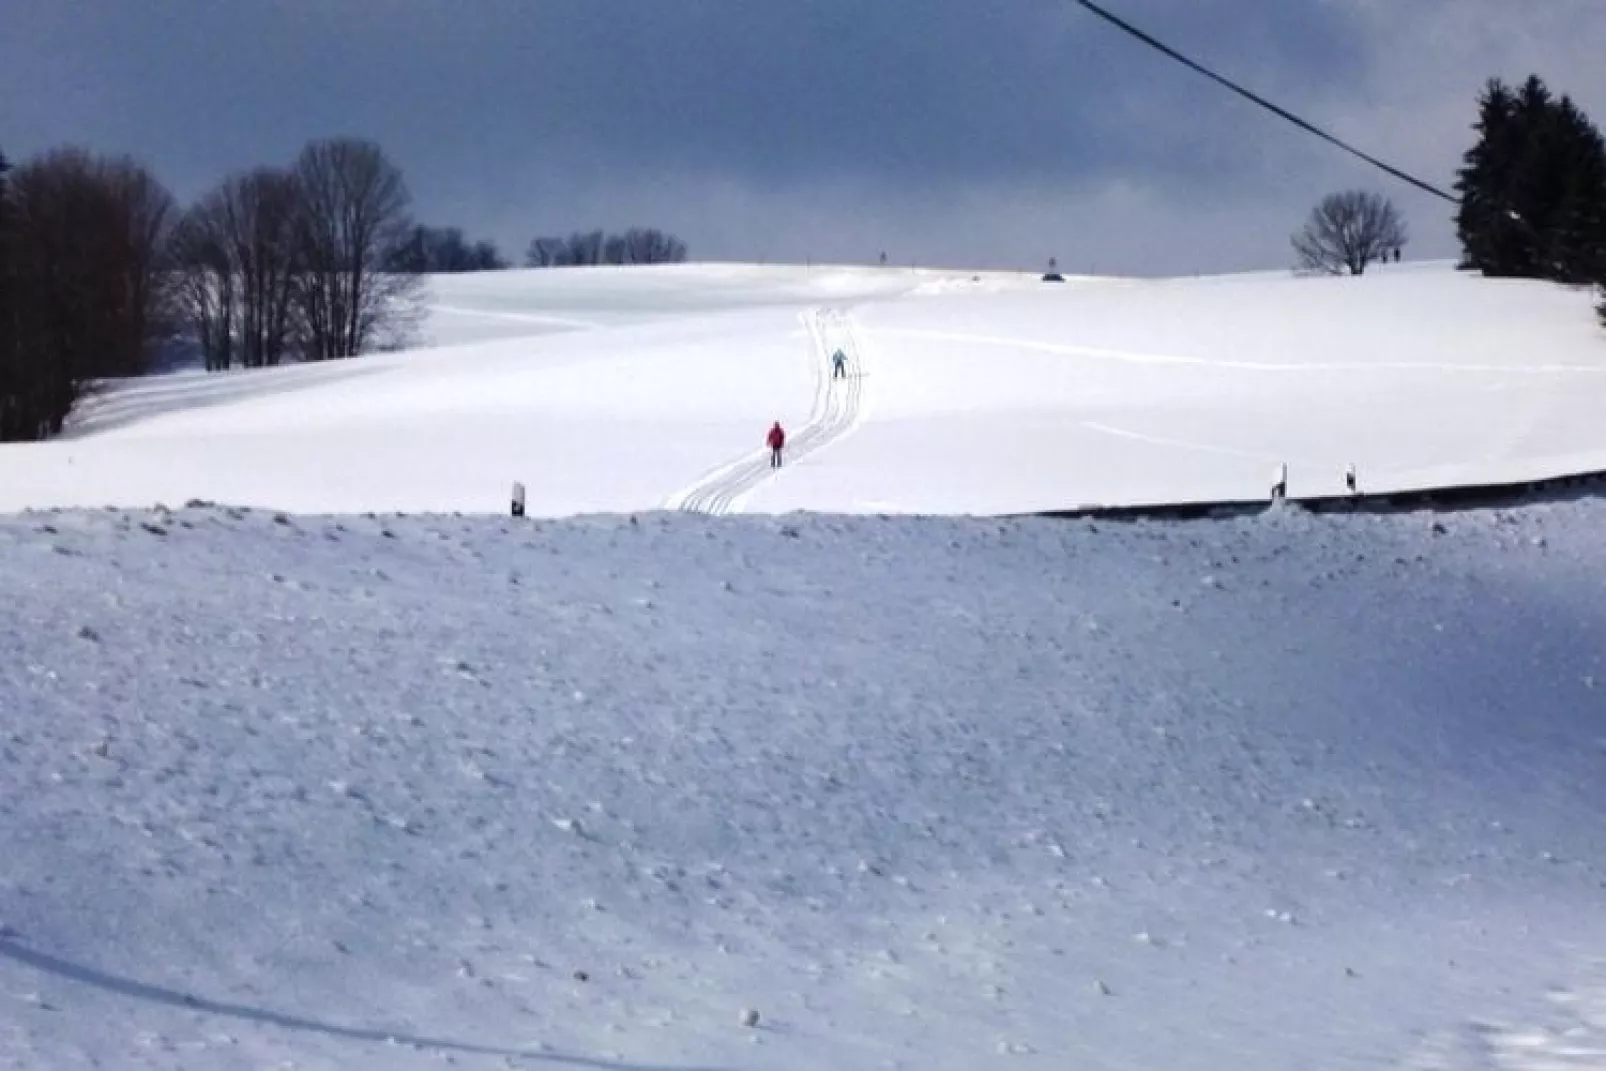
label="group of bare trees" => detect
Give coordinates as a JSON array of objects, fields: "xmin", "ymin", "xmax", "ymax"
[
  {"xmin": 0, "ymin": 136, "xmax": 428, "ymax": 440},
  {"xmin": 0, "ymin": 147, "xmax": 176, "ymax": 440},
  {"xmin": 172, "ymin": 138, "xmax": 422, "ymax": 372},
  {"xmin": 389, "ymin": 225, "xmax": 507, "ymax": 274},
  {"xmin": 525, "ymin": 227, "xmax": 687, "ymax": 268}
]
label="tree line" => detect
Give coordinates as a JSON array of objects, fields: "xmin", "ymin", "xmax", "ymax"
[
  {"xmin": 524, "ymin": 228, "xmax": 687, "ymax": 268},
  {"xmin": 0, "ymin": 137, "xmax": 697, "ymax": 443},
  {"xmin": 0, "ymin": 137, "xmax": 449, "ymax": 436}
]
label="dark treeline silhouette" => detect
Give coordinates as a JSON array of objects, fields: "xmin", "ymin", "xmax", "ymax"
[
  {"xmin": 1, "ymin": 136, "xmax": 441, "ymax": 439},
  {"xmin": 0, "ymin": 147, "xmax": 175, "ymax": 440},
  {"xmin": 525, "ymin": 227, "xmax": 687, "ymax": 268},
  {"xmin": 1454, "ymin": 75, "xmax": 1606, "ymax": 326},
  {"xmin": 389, "ymin": 225, "xmax": 507, "ymax": 274}
]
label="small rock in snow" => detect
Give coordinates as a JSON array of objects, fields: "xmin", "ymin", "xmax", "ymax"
[
  {"xmin": 75, "ymin": 625, "xmax": 100, "ymax": 643},
  {"xmin": 740, "ymin": 1008, "xmax": 761, "ymax": 1028}
]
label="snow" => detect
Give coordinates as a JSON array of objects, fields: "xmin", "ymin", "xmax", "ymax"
[
  {"xmin": 2, "ymin": 260, "xmax": 1600, "ymax": 517},
  {"xmin": 4, "ymin": 502, "xmax": 1606, "ymax": 1069},
  {"xmin": 4, "ymin": 261, "xmax": 1606, "ymax": 1068}
]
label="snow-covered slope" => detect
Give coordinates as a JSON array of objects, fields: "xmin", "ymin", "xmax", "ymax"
[
  {"xmin": 2, "ymin": 261, "xmax": 1600, "ymax": 517},
  {"xmin": 3, "ymin": 503, "xmax": 1606, "ymax": 1069}
]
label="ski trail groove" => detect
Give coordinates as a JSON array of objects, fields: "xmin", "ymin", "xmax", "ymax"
[{"xmin": 666, "ymin": 308, "xmax": 868, "ymax": 515}]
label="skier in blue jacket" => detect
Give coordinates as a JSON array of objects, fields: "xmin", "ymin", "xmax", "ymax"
[{"xmin": 831, "ymin": 348, "xmax": 848, "ymax": 380}]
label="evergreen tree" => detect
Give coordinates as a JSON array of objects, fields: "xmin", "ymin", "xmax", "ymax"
[
  {"xmin": 1455, "ymin": 79, "xmax": 1522, "ymax": 275},
  {"xmin": 1456, "ymin": 75, "xmax": 1606, "ymax": 286}
]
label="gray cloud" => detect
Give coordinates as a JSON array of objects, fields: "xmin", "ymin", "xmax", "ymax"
[{"xmin": 1, "ymin": 0, "xmax": 1601, "ymax": 274}]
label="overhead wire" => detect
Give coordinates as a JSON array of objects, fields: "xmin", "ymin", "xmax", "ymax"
[{"xmin": 1067, "ymin": 0, "xmax": 1460, "ymax": 203}]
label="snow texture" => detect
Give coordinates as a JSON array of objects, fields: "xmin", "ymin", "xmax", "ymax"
[{"xmin": 3, "ymin": 503, "xmax": 1606, "ymax": 1069}]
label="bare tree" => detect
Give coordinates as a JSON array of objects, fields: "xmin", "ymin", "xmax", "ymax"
[
  {"xmin": 290, "ymin": 138, "xmax": 419, "ymax": 360},
  {"xmin": 1292, "ymin": 190, "xmax": 1408, "ymax": 276},
  {"xmin": 618, "ymin": 227, "xmax": 687, "ymax": 265},
  {"xmin": 525, "ymin": 236, "xmax": 566, "ymax": 267},
  {"xmin": 171, "ymin": 201, "xmax": 239, "ymax": 372},
  {"xmin": 567, "ymin": 229, "xmax": 606, "ymax": 266},
  {"xmin": 468, "ymin": 240, "xmax": 506, "ymax": 271},
  {"xmin": 173, "ymin": 167, "xmax": 304, "ymax": 371},
  {"xmin": 227, "ymin": 168, "xmax": 302, "ymax": 368}
]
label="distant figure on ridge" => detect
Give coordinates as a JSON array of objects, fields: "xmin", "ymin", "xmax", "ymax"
[
  {"xmin": 831, "ymin": 348, "xmax": 848, "ymax": 380},
  {"xmin": 766, "ymin": 421, "xmax": 786, "ymax": 468}
]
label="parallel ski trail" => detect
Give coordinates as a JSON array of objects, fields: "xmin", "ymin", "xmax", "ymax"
[{"xmin": 666, "ymin": 308, "xmax": 869, "ymax": 515}]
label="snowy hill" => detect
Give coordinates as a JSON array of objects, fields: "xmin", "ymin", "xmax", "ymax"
[
  {"xmin": 3, "ymin": 503, "xmax": 1606, "ymax": 1069},
  {"xmin": 0, "ymin": 261, "xmax": 1601, "ymax": 516},
  {"xmin": 4, "ymin": 262, "xmax": 1606, "ymax": 1069}
]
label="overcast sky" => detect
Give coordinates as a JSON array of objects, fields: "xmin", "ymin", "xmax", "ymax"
[{"xmin": 2, "ymin": 0, "xmax": 1602, "ymax": 275}]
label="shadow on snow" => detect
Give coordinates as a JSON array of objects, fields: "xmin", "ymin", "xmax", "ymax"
[{"xmin": 0, "ymin": 939, "xmax": 730, "ymax": 1071}]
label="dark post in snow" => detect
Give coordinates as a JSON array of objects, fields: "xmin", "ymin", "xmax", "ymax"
[
  {"xmin": 511, "ymin": 481, "xmax": 526, "ymax": 518},
  {"xmin": 1344, "ymin": 464, "xmax": 1357, "ymax": 495},
  {"xmin": 1271, "ymin": 463, "xmax": 1288, "ymax": 501}
]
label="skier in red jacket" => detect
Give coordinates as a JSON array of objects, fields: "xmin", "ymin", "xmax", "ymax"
[{"xmin": 766, "ymin": 421, "xmax": 786, "ymax": 468}]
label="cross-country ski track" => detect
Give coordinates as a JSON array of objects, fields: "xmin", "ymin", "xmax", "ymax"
[{"xmin": 665, "ymin": 307, "xmax": 869, "ymax": 515}]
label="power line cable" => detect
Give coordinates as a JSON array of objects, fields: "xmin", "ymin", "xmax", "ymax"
[{"xmin": 1068, "ymin": 0, "xmax": 1460, "ymax": 203}]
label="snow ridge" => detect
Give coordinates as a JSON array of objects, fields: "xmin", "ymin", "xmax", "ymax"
[{"xmin": 665, "ymin": 307, "xmax": 869, "ymax": 514}]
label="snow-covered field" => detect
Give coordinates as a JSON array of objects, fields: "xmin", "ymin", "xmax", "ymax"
[
  {"xmin": 4, "ymin": 263, "xmax": 1606, "ymax": 1069},
  {"xmin": 3, "ymin": 503, "xmax": 1606, "ymax": 1069},
  {"xmin": 0, "ymin": 261, "xmax": 1601, "ymax": 516}
]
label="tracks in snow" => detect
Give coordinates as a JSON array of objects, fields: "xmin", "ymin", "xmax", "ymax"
[{"xmin": 666, "ymin": 308, "xmax": 869, "ymax": 515}]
